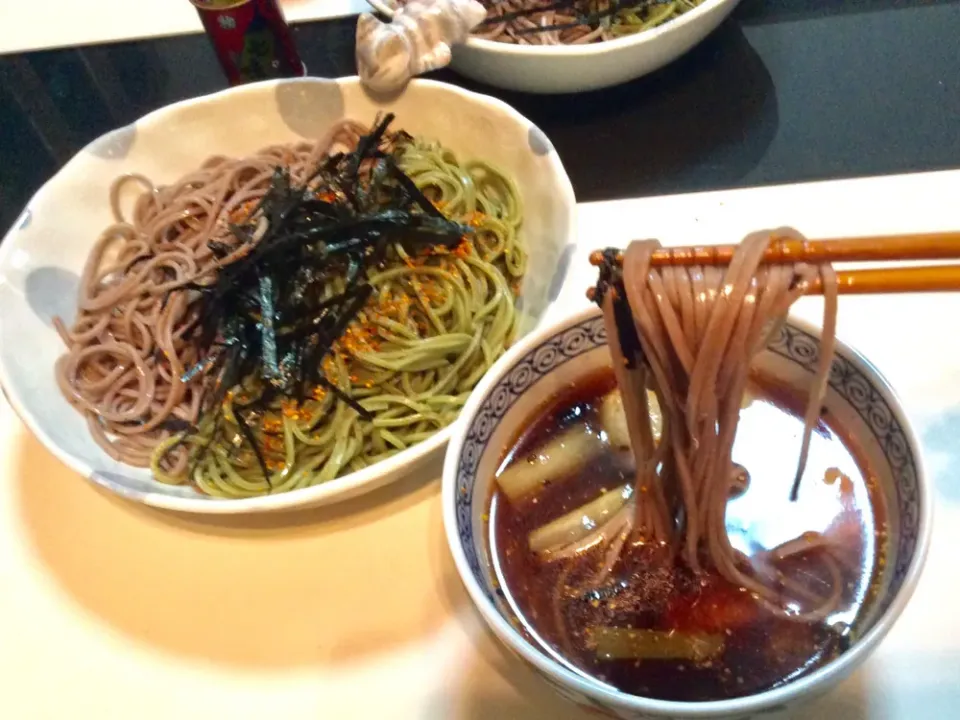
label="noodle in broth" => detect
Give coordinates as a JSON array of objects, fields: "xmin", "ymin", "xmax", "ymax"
[{"xmin": 488, "ymin": 228, "xmax": 880, "ymax": 701}]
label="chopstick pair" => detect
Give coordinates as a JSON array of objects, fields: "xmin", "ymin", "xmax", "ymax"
[{"xmin": 588, "ymin": 231, "xmax": 960, "ymax": 295}]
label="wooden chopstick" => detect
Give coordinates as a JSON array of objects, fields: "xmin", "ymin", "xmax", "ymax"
[
  {"xmin": 585, "ymin": 264, "xmax": 960, "ymax": 299},
  {"xmin": 588, "ymin": 231, "xmax": 960, "ymax": 268},
  {"xmin": 808, "ymin": 264, "xmax": 960, "ymax": 295},
  {"xmin": 587, "ymin": 265, "xmax": 960, "ymax": 302},
  {"xmin": 586, "ymin": 231, "xmax": 960, "ymax": 296}
]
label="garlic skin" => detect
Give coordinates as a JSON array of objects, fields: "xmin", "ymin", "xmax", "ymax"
[{"xmin": 356, "ymin": 0, "xmax": 486, "ymax": 93}]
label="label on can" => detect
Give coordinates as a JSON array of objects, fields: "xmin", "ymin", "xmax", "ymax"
[{"xmin": 192, "ymin": 0, "xmax": 304, "ymax": 85}]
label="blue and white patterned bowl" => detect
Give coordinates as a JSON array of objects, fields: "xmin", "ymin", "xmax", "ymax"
[{"xmin": 442, "ymin": 305, "xmax": 932, "ymax": 719}]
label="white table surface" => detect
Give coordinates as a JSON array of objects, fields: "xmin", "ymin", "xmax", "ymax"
[
  {"xmin": 0, "ymin": 0, "xmax": 367, "ymax": 56},
  {"xmin": 2, "ymin": 170, "xmax": 959, "ymax": 719}
]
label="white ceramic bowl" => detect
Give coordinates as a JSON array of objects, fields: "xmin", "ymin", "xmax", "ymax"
[
  {"xmin": 443, "ymin": 305, "xmax": 932, "ymax": 718},
  {"xmin": 0, "ymin": 76, "xmax": 576, "ymax": 514},
  {"xmin": 367, "ymin": 0, "xmax": 742, "ymax": 93}
]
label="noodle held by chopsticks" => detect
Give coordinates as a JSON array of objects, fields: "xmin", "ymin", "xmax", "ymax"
[{"xmin": 591, "ymin": 229, "xmax": 843, "ymax": 621}]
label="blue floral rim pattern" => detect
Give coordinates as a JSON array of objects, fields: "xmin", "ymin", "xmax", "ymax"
[{"xmin": 454, "ymin": 315, "xmax": 921, "ymax": 621}]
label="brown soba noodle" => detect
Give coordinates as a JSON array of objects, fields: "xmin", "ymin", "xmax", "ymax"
[
  {"xmin": 595, "ymin": 230, "xmax": 840, "ymax": 621},
  {"xmin": 395, "ymin": 0, "xmax": 709, "ymax": 45},
  {"xmin": 54, "ymin": 122, "xmax": 371, "ymax": 476}
]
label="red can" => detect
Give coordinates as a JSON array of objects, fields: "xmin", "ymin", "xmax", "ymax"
[{"xmin": 191, "ymin": 0, "xmax": 305, "ymax": 85}]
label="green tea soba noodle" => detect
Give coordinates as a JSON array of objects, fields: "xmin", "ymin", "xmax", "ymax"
[{"xmin": 55, "ymin": 116, "xmax": 527, "ymax": 499}]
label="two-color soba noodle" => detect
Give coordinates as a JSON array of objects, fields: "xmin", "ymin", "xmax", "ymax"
[{"xmin": 55, "ymin": 119, "xmax": 527, "ymax": 498}]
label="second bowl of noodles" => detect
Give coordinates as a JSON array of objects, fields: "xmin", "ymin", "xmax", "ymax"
[
  {"xmin": 0, "ymin": 77, "xmax": 576, "ymax": 513},
  {"xmin": 366, "ymin": 0, "xmax": 743, "ymax": 93}
]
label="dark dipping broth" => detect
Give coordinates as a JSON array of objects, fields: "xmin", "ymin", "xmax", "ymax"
[{"xmin": 488, "ymin": 368, "xmax": 887, "ymax": 702}]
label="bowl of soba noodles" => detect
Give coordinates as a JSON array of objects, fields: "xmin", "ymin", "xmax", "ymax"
[
  {"xmin": 443, "ymin": 233, "xmax": 931, "ymax": 717},
  {"xmin": 0, "ymin": 76, "xmax": 575, "ymax": 513},
  {"xmin": 365, "ymin": 0, "xmax": 742, "ymax": 93}
]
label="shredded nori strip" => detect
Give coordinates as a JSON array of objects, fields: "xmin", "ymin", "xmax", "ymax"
[
  {"xmin": 159, "ymin": 417, "xmax": 197, "ymax": 434},
  {"xmin": 590, "ymin": 248, "xmax": 644, "ymax": 369},
  {"xmin": 177, "ymin": 114, "xmax": 471, "ymax": 481},
  {"xmin": 234, "ymin": 408, "xmax": 272, "ymax": 486}
]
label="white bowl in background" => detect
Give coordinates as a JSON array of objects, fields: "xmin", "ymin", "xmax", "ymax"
[
  {"xmin": 0, "ymin": 76, "xmax": 576, "ymax": 514},
  {"xmin": 366, "ymin": 0, "xmax": 742, "ymax": 93},
  {"xmin": 443, "ymin": 305, "xmax": 932, "ymax": 718}
]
